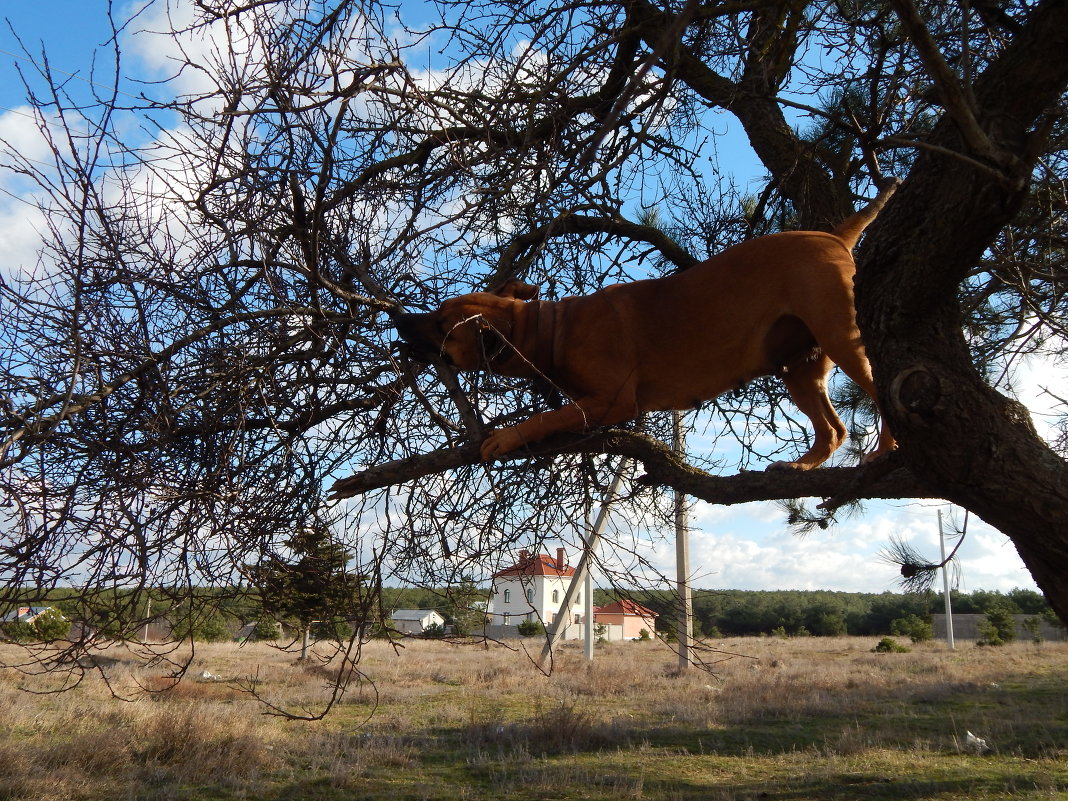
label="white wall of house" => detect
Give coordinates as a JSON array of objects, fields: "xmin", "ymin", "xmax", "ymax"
[
  {"xmin": 486, "ymin": 572, "xmax": 584, "ymax": 627},
  {"xmin": 391, "ymin": 609, "xmax": 446, "ymax": 634}
]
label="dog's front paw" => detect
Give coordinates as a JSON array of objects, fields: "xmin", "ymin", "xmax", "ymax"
[
  {"xmin": 479, "ymin": 427, "xmax": 527, "ymax": 461},
  {"xmin": 766, "ymin": 460, "xmax": 813, "ymax": 472}
]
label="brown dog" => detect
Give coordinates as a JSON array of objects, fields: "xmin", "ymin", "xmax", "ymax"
[{"xmin": 395, "ymin": 184, "xmax": 898, "ymax": 468}]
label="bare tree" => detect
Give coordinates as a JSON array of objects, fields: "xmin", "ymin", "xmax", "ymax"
[{"xmin": 0, "ymin": 0, "xmax": 1065, "ymax": 707}]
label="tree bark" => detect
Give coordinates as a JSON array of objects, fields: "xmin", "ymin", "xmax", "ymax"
[
  {"xmin": 631, "ymin": 0, "xmax": 854, "ymax": 229},
  {"xmin": 855, "ymin": 0, "xmax": 1068, "ymax": 620},
  {"xmin": 330, "ymin": 430, "xmax": 931, "ymax": 507}
]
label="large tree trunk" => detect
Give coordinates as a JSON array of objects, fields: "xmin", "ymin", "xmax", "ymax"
[{"xmin": 856, "ymin": 0, "xmax": 1068, "ymax": 620}]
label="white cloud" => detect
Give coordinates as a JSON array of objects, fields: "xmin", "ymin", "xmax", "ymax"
[
  {"xmin": 0, "ymin": 108, "xmax": 62, "ymax": 279},
  {"xmin": 1004, "ymin": 352, "xmax": 1067, "ymax": 443},
  {"xmin": 0, "ymin": 201, "xmax": 48, "ymax": 279},
  {"xmin": 0, "ymin": 106, "xmax": 59, "ymax": 164},
  {"xmin": 595, "ymin": 496, "xmax": 1039, "ymax": 594}
]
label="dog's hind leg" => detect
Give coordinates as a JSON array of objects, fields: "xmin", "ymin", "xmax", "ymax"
[
  {"xmin": 770, "ymin": 352, "xmax": 848, "ymax": 471},
  {"xmin": 809, "ymin": 327, "xmax": 897, "ymax": 464}
]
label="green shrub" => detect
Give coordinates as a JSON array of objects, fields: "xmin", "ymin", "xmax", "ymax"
[
  {"xmin": 422, "ymin": 622, "xmax": 445, "ymax": 638},
  {"xmin": 312, "ymin": 618, "xmax": 353, "ymax": 642},
  {"xmin": 1022, "ymin": 616, "xmax": 1043, "ymax": 644},
  {"xmin": 2, "ymin": 609, "xmax": 69, "ymax": 643},
  {"xmin": 890, "ymin": 614, "xmax": 933, "ymax": 643},
  {"xmin": 31, "ymin": 608, "xmax": 70, "ymax": 641},
  {"xmin": 251, "ymin": 618, "xmax": 280, "ymax": 641},
  {"xmin": 872, "ymin": 637, "xmax": 910, "ymax": 653},
  {"xmin": 517, "ymin": 619, "xmax": 544, "ymax": 636},
  {"xmin": 172, "ymin": 609, "xmax": 231, "ymax": 642},
  {"xmin": 3, "ymin": 619, "xmax": 36, "ymax": 643},
  {"xmin": 978, "ymin": 603, "xmax": 1017, "ymax": 646}
]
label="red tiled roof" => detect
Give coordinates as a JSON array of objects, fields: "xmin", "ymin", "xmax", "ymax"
[
  {"xmin": 594, "ymin": 599, "xmax": 658, "ymax": 618},
  {"xmin": 493, "ymin": 550, "xmax": 575, "ymax": 579}
]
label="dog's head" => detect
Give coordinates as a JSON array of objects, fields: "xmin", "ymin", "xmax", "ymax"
[{"xmin": 393, "ymin": 279, "xmax": 539, "ymax": 371}]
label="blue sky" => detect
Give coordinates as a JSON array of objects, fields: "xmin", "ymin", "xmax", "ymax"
[
  {"xmin": 0, "ymin": 1, "xmax": 1045, "ymax": 595},
  {"xmin": 0, "ymin": 2, "xmax": 117, "ymax": 99}
]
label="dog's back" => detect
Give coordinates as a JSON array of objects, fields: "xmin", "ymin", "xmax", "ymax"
[{"xmin": 394, "ymin": 181, "xmax": 900, "ymax": 466}]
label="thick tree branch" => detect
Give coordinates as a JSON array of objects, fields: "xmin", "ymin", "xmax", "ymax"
[
  {"xmin": 630, "ymin": 0, "xmax": 851, "ymax": 229},
  {"xmin": 855, "ymin": 0, "xmax": 1068, "ymax": 619},
  {"xmin": 490, "ymin": 211, "xmax": 698, "ymax": 287},
  {"xmin": 329, "ymin": 429, "xmax": 930, "ymax": 507},
  {"xmin": 888, "ymin": 0, "xmax": 1025, "ymax": 186}
]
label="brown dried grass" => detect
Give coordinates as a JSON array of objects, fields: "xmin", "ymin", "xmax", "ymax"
[{"xmin": 0, "ymin": 635, "xmax": 1065, "ymax": 799}]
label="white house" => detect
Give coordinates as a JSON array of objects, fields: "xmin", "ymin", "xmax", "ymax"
[
  {"xmin": 1, "ymin": 606, "xmax": 54, "ymax": 624},
  {"xmin": 487, "ymin": 549, "xmax": 584, "ymax": 635},
  {"xmin": 390, "ymin": 609, "xmax": 446, "ymax": 635}
]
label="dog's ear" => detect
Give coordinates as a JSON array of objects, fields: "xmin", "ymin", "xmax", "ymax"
[{"xmin": 492, "ymin": 279, "xmax": 539, "ymax": 300}]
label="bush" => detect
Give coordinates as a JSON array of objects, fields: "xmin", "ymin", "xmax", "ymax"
[
  {"xmin": 3, "ymin": 619, "xmax": 36, "ymax": 643},
  {"xmin": 1022, "ymin": 616, "xmax": 1043, "ymax": 644},
  {"xmin": 251, "ymin": 618, "xmax": 280, "ymax": 641},
  {"xmin": 312, "ymin": 618, "xmax": 354, "ymax": 641},
  {"xmin": 873, "ymin": 637, "xmax": 910, "ymax": 653},
  {"xmin": 808, "ymin": 611, "xmax": 847, "ymax": 637},
  {"xmin": 890, "ymin": 614, "xmax": 933, "ymax": 643},
  {"xmin": 172, "ymin": 610, "xmax": 231, "ymax": 642},
  {"xmin": 517, "ymin": 619, "xmax": 544, "ymax": 636},
  {"xmin": 978, "ymin": 603, "xmax": 1017, "ymax": 646},
  {"xmin": 2, "ymin": 609, "xmax": 69, "ymax": 643},
  {"xmin": 422, "ymin": 622, "xmax": 445, "ymax": 638},
  {"xmin": 31, "ymin": 608, "xmax": 70, "ymax": 641}
]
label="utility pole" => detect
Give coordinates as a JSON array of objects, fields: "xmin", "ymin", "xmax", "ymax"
[
  {"xmin": 301, "ymin": 624, "xmax": 311, "ymax": 660},
  {"xmin": 938, "ymin": 510, "xmax": 955, "ymax": 650},
  {"xmin": 539, "ymin": 460, "xmax": 626, "ymax": 669},
  {"xmin": 584, "ymin": 563, "xmax": 594, "ymax": 661},
  {"xmin": 673, "ymin": 411, "xmax": 692, "ymax": 672},
  {"xmin": 583, "ymin": 493, "xmax": 594, "ymax": 661}
]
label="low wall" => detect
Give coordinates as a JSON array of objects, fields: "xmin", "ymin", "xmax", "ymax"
[
  {"xmin": 484, "ymin": 623, "xmax": 626, "ymax": 642},
  {"xmin": 931, "ymin": 613, "xmax": 1065, "ymax": 641}
]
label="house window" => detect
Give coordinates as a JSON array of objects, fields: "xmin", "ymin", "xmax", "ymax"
[
  {"xmin": 574, "ymin": 614, "xmax": 580, "ymax": 624},
  {"xmin": 526, "ymin": 589, "xmax": 534, "ymax": 603},
  {"xmin": 552, "ymin": 589, "xmax": 559, "ymax": 604},
  {"xmin": 504, "ymin": 589, "xmax": 511, "ymax": 603}
]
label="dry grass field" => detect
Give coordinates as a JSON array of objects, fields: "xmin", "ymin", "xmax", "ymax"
[{"xmin": 0, "ymin": 634, "xmax": 1065, "ymax": 800}]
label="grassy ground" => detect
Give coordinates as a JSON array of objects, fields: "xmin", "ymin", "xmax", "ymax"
[{"xmin": 0, "ymin": 635, "xmax": 1065, "ymax": 800}]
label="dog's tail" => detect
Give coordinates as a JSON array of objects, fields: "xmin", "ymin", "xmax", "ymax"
[{"xmin": 832, "ymin": 178, "xmax": 900, "ymax": 249}]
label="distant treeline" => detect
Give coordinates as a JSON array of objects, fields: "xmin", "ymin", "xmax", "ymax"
[
  {"xmin": 379, "ymin": 585, "xmax": 1058, "ymax": 638},
  {"xmin": 3, "ymin": 585, "xmax": 1058, "ymax": 642},
  {"xmin": 614, "ymin": 587, "xmax": 1057, "ymax": 638}
]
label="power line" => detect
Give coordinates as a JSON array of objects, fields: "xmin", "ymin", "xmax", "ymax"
[{"xmin": 0, "ymin": 45, "xmax": 145, "ymax": 102}]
